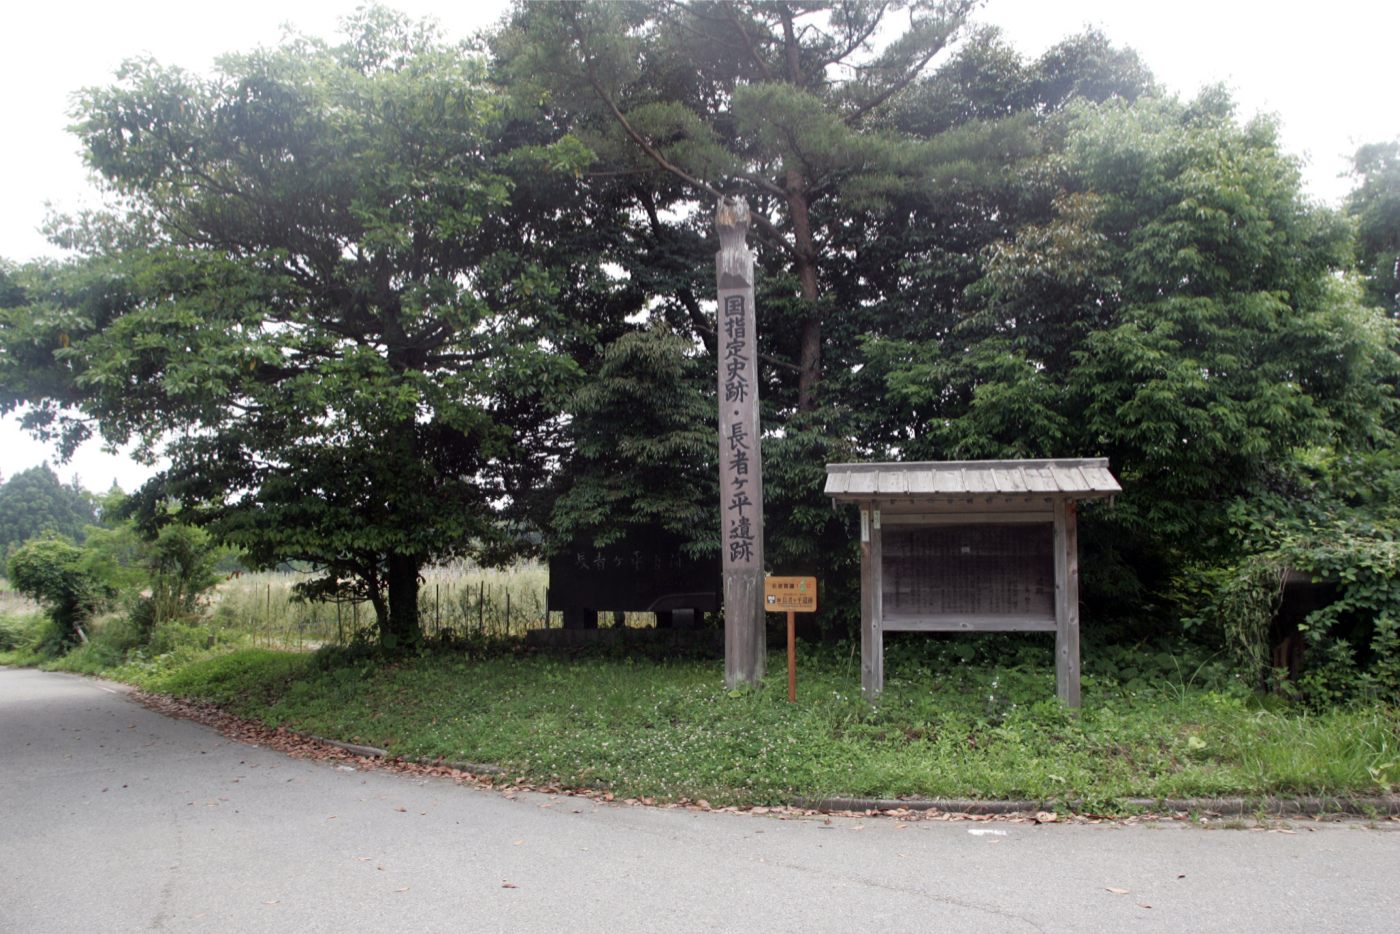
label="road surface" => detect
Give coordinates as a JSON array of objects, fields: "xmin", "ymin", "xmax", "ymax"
[{"xmin": 2, "ymin": 666, "xmax": 1396, "ymax": 933}]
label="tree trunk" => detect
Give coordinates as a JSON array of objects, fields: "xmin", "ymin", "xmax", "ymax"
[
  {"xmin": 368, "ymin": 587, "xmax": 389, "ymax": 636},
  {"xmin": 777, "ymin": 9, "xmax": 822, "ymax": 412},
  {"xmin": 383, "ymin": 553, "xmax": 421, "ymax": 648},
  {"xmin": 786, "ymin": 168, "xmax": 822, "ymax": 412}
]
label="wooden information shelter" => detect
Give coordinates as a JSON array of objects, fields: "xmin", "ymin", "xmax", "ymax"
[{"xmin": 825, "ymin": 459, "xmax": 1121, "ymax": 706}]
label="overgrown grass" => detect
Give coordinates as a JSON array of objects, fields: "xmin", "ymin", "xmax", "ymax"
[
  {"xmin": 107, "ymin": 635, "xmax": 1400, "ymax": 809},
  {"xmin": 0, "ymin": 611, "xmax": 47, "ymax": 664},
  {"xmin": 210, "ymin": 562, "xmax": 550, "ymax": 648},
  {"xmin": 8, "ymin": 569, "xmax": 1396, "ymax": 810},
  {"xmin": 0, "ymin": 584, "xmax": 39, "ymax": 619}
]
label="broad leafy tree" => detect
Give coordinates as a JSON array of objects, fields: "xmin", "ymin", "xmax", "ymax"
[
  {"xmin": 7, "ymin": 537, "xmax": 112, "ymax": 646},
  {"xmin": 1347, "ymin": 139, "xmax": 1400, "ymax": 317},
  {"xmin": 549, "ymin": 325, "xmax": 718, "ymax": 553},
  {"xmin": 866, "ymin": 91, "xmax": 1397, "ymax": 613},
  {"xmin": 0, "ymin": 464, "xmax": 95, "ymax": 556},
  {"xmin": 489, "ymin": 5, "xmax": 1196, "ymax": 634},
  {"xmin": 0, "ymin": 9, "xmax": 577, "ymax": 645},
  {"xmin": 498, "ymin": 6, "xmax": 1167, "ymax": 626}
]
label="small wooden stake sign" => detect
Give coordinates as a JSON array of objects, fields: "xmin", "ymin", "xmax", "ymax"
[{"xmin": 764, "ymin": 576, "xmax": 817, "ymax": 702}]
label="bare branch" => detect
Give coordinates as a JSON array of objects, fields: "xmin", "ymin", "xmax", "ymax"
[
  {"xmin": 736, "ymin": 170, "xmax": 787, "ymax": 199},
  {"xmin": 843, "ymin": 29, "xmax": 954, "ymax": 126},
  {"xmin": 567, "ymin": 8, "xmax": 725, "ymax": 201},
  {"xmin": 818, "ymin": 2, "xmax": 889, "ymax": 71},
  {"xmin": 720, "ymin": 1, "xmax": 774, "ymax": 81}
]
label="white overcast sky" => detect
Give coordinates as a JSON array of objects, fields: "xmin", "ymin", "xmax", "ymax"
[{"xmin": 3, "ymin": 0, "xmax": 1398, "ymax": 492}]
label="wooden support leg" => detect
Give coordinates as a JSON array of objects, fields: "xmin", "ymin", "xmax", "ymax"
[
  {"xmin": 860, "ymin": 505, "xmax": 884, "ymax": 699},
  {"xmin": 1054, "ymin": 500, "xmax": 1082, "ymax": 707}
]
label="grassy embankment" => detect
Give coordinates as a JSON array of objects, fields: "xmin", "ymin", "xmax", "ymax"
[{"xmin": 3, "ymin": 567, "xmax": 1397, "ymax": 810}]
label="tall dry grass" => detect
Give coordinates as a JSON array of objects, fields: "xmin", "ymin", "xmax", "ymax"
[
  {"xmin": 211, "ymin": 560, "xmax": 550, "ymax": 647},
  {"xmin": 0, "ymin": 586, "xmax": 39, "ymax": 618}
]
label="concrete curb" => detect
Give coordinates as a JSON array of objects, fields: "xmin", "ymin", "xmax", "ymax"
[
  {"xmin": 404, "ymin": 756, "xmax": 508, "ymax": 777},
  {"xmin": 300, "ymin": 734, "xmax": 389, "ymax": 759},
  {"xmin": 291, "ymin": 726, "xmax": 1400, "ymax": 817},
  {"xmin": 793, "ymin": 795, "xmax": 1400, "ymax": 817},
  {"xmin": 290, "ymin": 724, "xmax": 1400, "ymax": 818},
  {"xmin": 264, "ymin": 722, "xmax": 1400, "ymax": 812},
  {"xmin": 294, "ymin": 731, "xmax": 509, "ymax": 777}
]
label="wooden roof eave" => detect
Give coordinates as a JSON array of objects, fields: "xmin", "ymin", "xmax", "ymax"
[{"xmin": 824, "ymin": 457, "xmax": 1121, "ymax": 506}]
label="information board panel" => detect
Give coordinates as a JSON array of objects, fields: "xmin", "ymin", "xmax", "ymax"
[
  {"xmin": 881, "ymin": 524, "xmax": 1053, "ymax": 619},
  {"xmin": 764, "ymin": 576, "xmax": 818, "ymax": 612}
]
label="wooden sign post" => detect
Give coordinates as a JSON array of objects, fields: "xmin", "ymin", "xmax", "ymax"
[
  {"xmin": 764, "ymin": 576, "xmax": 817, "ymax": 702},
  {"xmin": 716, "ymin": 197, "xmax": 765, "ymax": 689}
]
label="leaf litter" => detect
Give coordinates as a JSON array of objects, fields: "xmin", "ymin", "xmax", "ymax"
[{"xmin": 133, "ymin": 689, "xmax": 1367, "ymax": 828}]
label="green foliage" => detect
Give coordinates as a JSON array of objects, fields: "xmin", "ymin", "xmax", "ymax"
[
  {"xmin": 131, "ymin": 647, "xmax": 311, "ymax": 703},
  {"xmin": 503, "ymin": 6, "xmax": 1343, "ymax": 644},
  {"xmin": 549, "ymin": 325, "xmax": 718, "ymax": 553},
  {"xmin": 1190, "ymin": 556, "xmax": 1286, "ymax": 688},
  {"xmin": 1, "ymin": 481, "xmax": 228, "ymax": 660},
  {"xmin": 868, "ymin": 92, "xmax": 1395, "ymax": 622},
  {"xmin": 1286, "ymin": 533, "xmax": 1400, "ymax": 705},
  {"xmin": 0, "ymin": 614, "xmax": 70, "ymax": 664},
  {"xmin": 0, "ymin": 465, "xmax": 96, "ymax": 556},
  {"xmin": 760, "ymin": 409, "xmax": 862, "ymax": 635},
  {"xmin": 1, "ymin": 7, "xmax": 584, "ymax": 645},
  {"xmin": 120, "ymin": 643, "xmax": 1399, "ymax": 806},
  {"xmin": 0, "ymin": 611, "xmax": 43, "ymax": 652},
  {"xmin": 7, "ymin": 537, "xmax": 112, "ymax": 647},
  {"xmin": 138, "ymin": 523, "xmax": 221, "ymax": 637},
  {"xmin": 1346, "ymin": 139, "xmax": 1400, "ymax": 316},
  {"xmin": 78, "ymin": 518, "xmax": 147, "ymax": 597},
  {"xmin": 48, "ymin": 614, "xmax": 133, "ymax": 673},
  {"xmin": 1200, "ymin": 533, "xmax": 1400, "ymax": 706},
  {"xmin": 499, "ymin": 1, "xmax": 1077, "ymax": 600},
  {"xmin": 1193, "ymin": 448, "xmax": 1400, "ymax": 703},
  {"xmin": 3, "ymin": 4, "xmax": 1394, "ymax": 683}
]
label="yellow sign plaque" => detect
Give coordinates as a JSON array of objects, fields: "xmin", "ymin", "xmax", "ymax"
[{"xmin": 764, "ymin": 576, "xmax": 817, "ymax": 612}]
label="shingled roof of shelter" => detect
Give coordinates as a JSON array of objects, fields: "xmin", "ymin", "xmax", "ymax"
[{"xmin": 824, "ymin": 458, "xmax": 1120, "ymax": 501}]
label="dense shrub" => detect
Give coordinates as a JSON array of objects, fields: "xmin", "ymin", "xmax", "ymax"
[
  {"xmin": 0, "ymin": 612, "xmax": 36, "ymax": 651},
  {"xmin": 7, "ymin": 538, "xmax": 113, "ymax": 648},
  {"xmin": 1194, "ymin": 459, "xmax": 1400, "ymax": 705}
]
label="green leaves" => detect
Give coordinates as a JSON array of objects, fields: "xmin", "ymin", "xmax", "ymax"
[
  {"xmin": 862, "ymin": 88, "xmax": 1396, "ymax": 628},
  {"xmin": 550, "ymin": 325, "xmax": 717, "ymax": 553},
  {"xmin": 7, "ymin": 536, "xmax": 113, "ymax": 645},
  {"xmin": 1346, "ymin": 139, "xmax": 1400, "ymax": 316},
  {"xmin": 0, "ymin": 9, "xmax": 586, "ymax": 643},
  {"xmin": 0, "ymin": 465, "xmax": 96, "ymax": 555}
]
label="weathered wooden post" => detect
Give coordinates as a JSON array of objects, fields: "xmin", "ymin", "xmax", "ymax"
[
  {"xmin": 716, "ymin": 197, "xmax": 765, "ymax": 687},
  {"xmin": 1053, "ymin": 498, "xmax": 1081, "ymax": 707}
]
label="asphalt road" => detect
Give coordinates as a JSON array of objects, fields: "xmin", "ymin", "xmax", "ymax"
[{"xmin": 2, "ymin": 666, "xmax": 1397, "ymax": 933}]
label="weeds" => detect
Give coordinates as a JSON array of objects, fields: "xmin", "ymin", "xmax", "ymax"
[
  {"xmin": 6, "ymin": 565, "xmax": 1397, "ymax": 810},
  {"xmin": 115, "ymin": 639, "xmax": 1400, "ymax": 809},
  {"xmin": 211, "ymin": 561, "xmax": 550, "ymax": 648}
]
